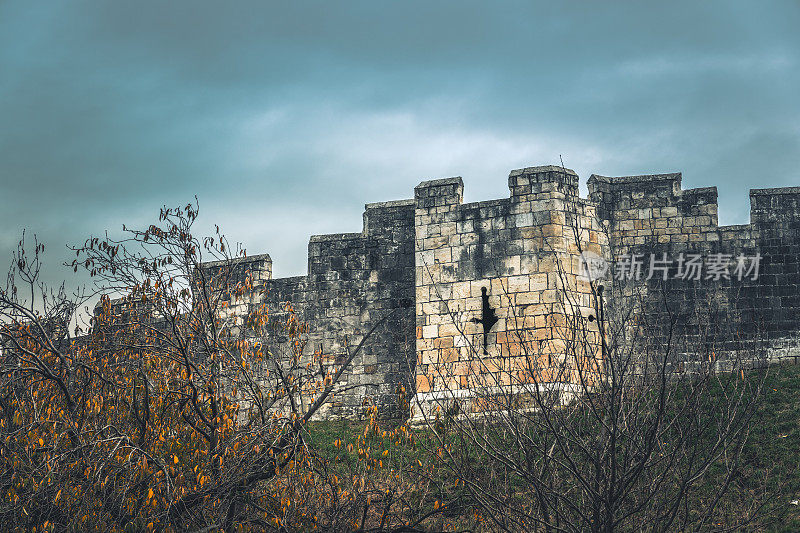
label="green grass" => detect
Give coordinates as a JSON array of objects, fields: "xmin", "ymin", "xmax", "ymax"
[
  {"xmin": 739, "ymin": 362, "xmax": 800, "ymax": 531},
  {"xmin": 306, "ymin": 362, "xmax": 800, "ymax": 531}
]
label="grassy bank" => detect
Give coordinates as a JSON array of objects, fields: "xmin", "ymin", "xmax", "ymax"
[{"xmin": 307, "ymin": 362, "xmax": 800, "ymax": 531}]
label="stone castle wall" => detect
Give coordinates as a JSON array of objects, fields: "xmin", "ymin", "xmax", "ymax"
[
  {"xmin": 204, "ymin": 200, "xmax": 417, "ymax": 419},
  {"xmin": 412, "ymin": 167, "xmax": 607, "ymax": 420},
  {"xmin": 588, "ymin": 174, "xmax": 800, "ymax": 371},
  {"xmin": 209, "ymin": 164, "xmax": 800, "ymax": 421}
]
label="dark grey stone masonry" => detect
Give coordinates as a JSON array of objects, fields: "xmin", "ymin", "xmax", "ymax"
[
  {"xmin": 588, "ymin": 174, "xmax": 800, "ymax": 369},
  {"xmin": 206, "ymin": 166, "xmax": 800, "ymax": 420},
  {"xmin": 212, "ymin": 200, "xmax": 417, "ymax": 420}
]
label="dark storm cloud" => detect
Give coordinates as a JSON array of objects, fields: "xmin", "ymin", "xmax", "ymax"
[{"xmin": 1, "ymin": 0, "xmax": 798, "ymax": 290}]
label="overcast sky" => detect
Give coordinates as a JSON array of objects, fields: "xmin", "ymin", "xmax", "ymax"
[{"xmin": 2, "ymin": 1, "xmax": 799, "ymax": 294}]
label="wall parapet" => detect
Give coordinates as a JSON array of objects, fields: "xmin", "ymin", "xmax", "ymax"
[
  {"xmin": 509, "ymin": 165, "xmax": 579, "ymax": 199},
  {"xmin": 199, "ymin": 253, "xmax": 273, "ymax": 286},
  {"xmin": 414, "ymin": 177, "xmax": 464, "ymax": 208},
  {"xmin": 588, "ymin": 172, "xmax": 682, "ymax": 185},
  {"xmin": 365, "ymin": 199, "xmax": 415, "ymax": 209},
  {"xmin": 750, "ymin": 186, "xmax": 800, "ymax": 226},
  {"xmin": 200, "ymin": 252, "xmax": 272, "ymax": 271},
  {"xmin": 309, "ymin": 232, "xmax": 363, "ymax": 243},
  {"xmin": 196, "ymin": 162, "xmax": 799, "ymax": 424},
  {"xmin": 751, "ymin": 186, "xmax": 800, "ymax": 196}
]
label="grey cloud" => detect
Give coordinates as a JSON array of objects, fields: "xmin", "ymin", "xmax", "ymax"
[{"xmin": 1, "ymin": 0, "xmax": 798, "ymax": 290}]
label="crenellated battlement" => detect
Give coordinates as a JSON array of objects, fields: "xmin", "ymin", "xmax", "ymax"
[
  {"xmin": 750, "ymin": 186, "xmax": 800, "ymax": 225},
  {"xmin": 509, "ymin": 165, "xmax": 579, "ymax": 199},
  {"xmin": 210, "ymin": 163, "xmax": 800, "ymax": 422}
]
